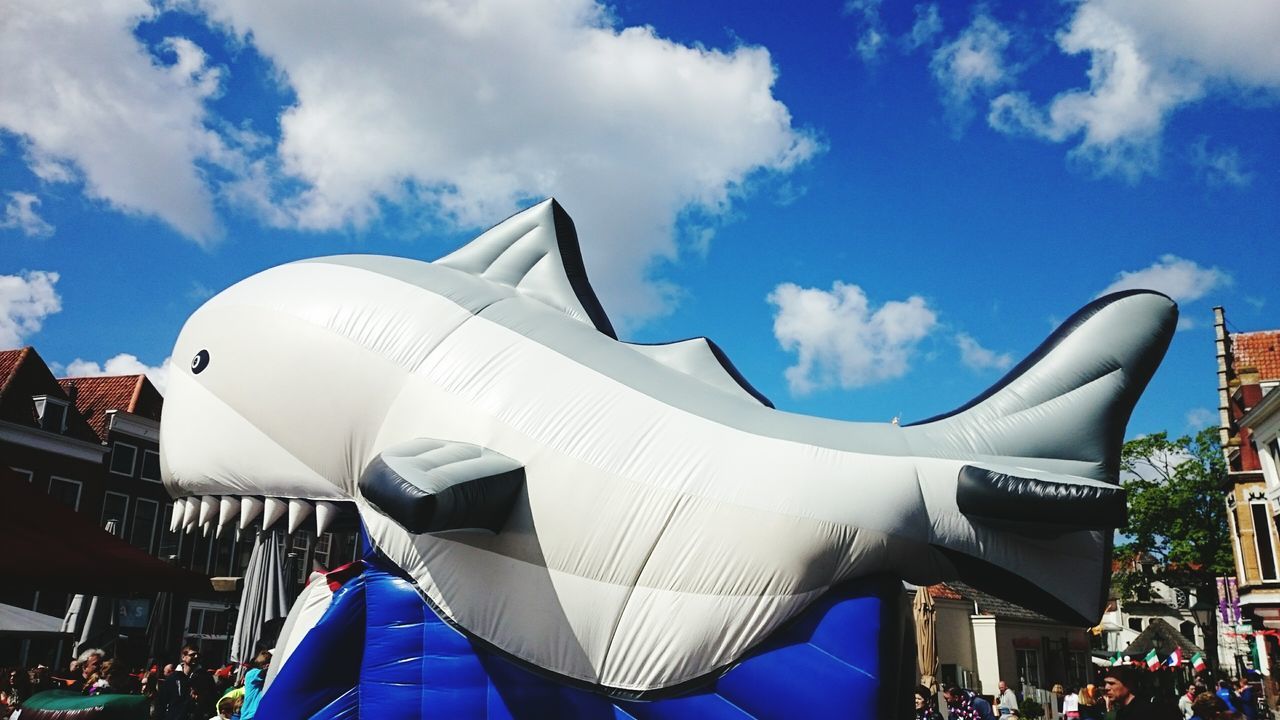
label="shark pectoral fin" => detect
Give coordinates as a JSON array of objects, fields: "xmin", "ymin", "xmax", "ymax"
[
  {"xmin": 359, "ymin": 438, "xmax": 525, "ymax": 534},
  {"xmin": 956, "ymin": 464, "xmax": 1127, "ymax": 530}
]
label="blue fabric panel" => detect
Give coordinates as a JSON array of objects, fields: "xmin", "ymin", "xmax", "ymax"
[
  {"xmin": 256, "ymin": 579, "xmax": 367, "ymax": 720},
  {"xmin": 261, "ymin": 556, "xmax": 903, "ymax": 719}
]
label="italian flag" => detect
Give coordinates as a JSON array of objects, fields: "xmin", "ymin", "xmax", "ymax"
[
  {"xmin": 1111, "ymin": 651, "xmax": 1124, "ymax": 666},
  {"xmin": 1168, "ymin": 647, "xmax": 1182, "ymax": 667},
  {"xmin": 1144, "ymin": 649, "xmax": 1161, "ymax": 670},
  {"xmin": 1192, "ymin": 652, "xmax": 1207, "ymax": 673}
]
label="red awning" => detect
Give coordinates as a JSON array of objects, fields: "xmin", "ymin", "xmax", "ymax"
[{"xmin": 1, "ymin": 468, "xmax": 212, "ymax": 596}]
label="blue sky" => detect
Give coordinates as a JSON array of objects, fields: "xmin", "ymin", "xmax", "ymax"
[{"xmin": 1, "ymin": 0, "xmax": 1276, "ymax": 439}]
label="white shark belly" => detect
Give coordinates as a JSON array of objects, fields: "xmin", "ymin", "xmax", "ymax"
[{"xmin": 361, "ymin": 297, "xmax": 934, "ymax": 690}]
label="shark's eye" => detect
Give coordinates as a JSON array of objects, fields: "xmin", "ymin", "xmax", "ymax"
[{"xmin": 191, "ymin": 349, "xmax": 210, "ymax": 374}]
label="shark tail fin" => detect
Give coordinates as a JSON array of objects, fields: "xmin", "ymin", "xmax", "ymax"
[{"xmin": 907, "ymin": 290, "xmax": 1177, "ymax": 483}]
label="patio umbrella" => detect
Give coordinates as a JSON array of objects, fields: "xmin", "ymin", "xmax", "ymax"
[
  {"xmin": 60, "ymin": 521, "xmax": 119, "ymax": 656},
  {"xmin": 229, "ymin": 530, "xmax": 291, "ymax": 668},
  {"xmin": 0, "ymin": 603, "xmax": 69, "ymax": 638},
  {"xmin": 913, "ymin": 585, "xmax": 939, "ymax": 693}
]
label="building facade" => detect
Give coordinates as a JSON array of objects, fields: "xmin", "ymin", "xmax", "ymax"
[{"xmin": 1215, "ymin": 307, "xmax": 1280, "ymax": 693}]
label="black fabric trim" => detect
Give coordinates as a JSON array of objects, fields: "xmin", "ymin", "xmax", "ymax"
[
  {"xmin": 549, "ymin": 199, "xmax": 618, "ymax": 340},
  {"xmin": 629, "ymin": 336, "xmax": 775, "ymax": 408},
  {"xmin": 934, "ymin": 546, "xmax": 1096, "ymax": 626},
  {"xmin": 359, "ymin": 455, "xmax": 525, "ymax": 534},
  {"xmin": 905, "ymin": 289, "xmax": 1174, "ymax": 427},
  {"xmin": 956, "ymin": 465, "xmax": 1127, "ymax": 529}
]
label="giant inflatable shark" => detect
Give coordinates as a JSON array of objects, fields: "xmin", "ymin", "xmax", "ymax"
[{"xmin": 160, "ymin": 199, "xmax": 1175, "ymax": 706}]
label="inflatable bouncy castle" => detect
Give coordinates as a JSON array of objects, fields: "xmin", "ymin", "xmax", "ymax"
[{"xmin": 160, "ymin": 200, "xmax": 1176, "ymax": 718}]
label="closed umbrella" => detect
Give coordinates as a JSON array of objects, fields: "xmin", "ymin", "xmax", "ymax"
[
  {"xmin": 913, "ymin": 585, "xmax": 938, "ymax": 693},
  {"xmin": 229, "ymin": 530, "xmax": 291, "ymax": 668},
  {"xmin": 61, "ymin": 520, "xmax": 119, "ymax": 657}
]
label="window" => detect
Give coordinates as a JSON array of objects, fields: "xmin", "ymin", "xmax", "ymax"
[
  {"xmin": 1016, "ymin": 648, "xmax": 1041, "ymax": 689},
  {"xmin": 9, "ymin": 467, "xmax": 33, "ymax": 483},
  {"xmin": 314, "ymin": 533, "xmax": 333, "ymax": 571},
  {"xmin": 140, "ymin": 449, "xmax": 161, "ymax": 482},
  {"xmin": 1128, "ymin": 617, "xmax": 1143, "ymax": 632},
  {"xmin": 48, "ymin": 477, "xmax": 82, "ymax": 510},
  {"xmin": 101, "ymin": 492, "xmax": 129, "ymax": 536},
  {"xmin": 33, "ymin": 396, "xmax": 68, "ymax": 433},
  {"xmin": 109, "ymin": 442, "xmax": 138, "ymax": 477},
  {"xmin": 1251, "ymin": 502, "xmax": 1279, "ymax": 582},
  {"xmin": 158, "ymin": 503, "xmax": 182, "ymax": 560},
  {"xmin": 130, "ymin": 498, "xmax": 159, "ymax": 554}
]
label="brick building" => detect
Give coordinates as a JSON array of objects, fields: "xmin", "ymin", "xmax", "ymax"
[{"xmin": 1214, "ymin": 307, "xmax": 1280, "ymax": 684}]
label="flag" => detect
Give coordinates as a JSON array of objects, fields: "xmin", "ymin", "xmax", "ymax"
[
  {"xmin": 1168, "ymin": 647, "xmax": 1182, "ymax": 667},
  {"xmin": 1191, "ymin": 652, "xmax": 1207, "ymax": 673},
  {"xmin": 1144, "ymin": 649, "xmax": 1161, "ymax": 670},
  {"xmin": 1111, "ymin": 651, "xmax": 1124, "ymax": 666}
]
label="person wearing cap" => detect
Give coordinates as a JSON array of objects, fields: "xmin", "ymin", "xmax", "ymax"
[{"xmin": 1103, "ymin": 665, "xmax": 1157, "ymax": 719}]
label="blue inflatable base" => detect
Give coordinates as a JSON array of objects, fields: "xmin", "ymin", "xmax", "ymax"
[{"xmin": 257, "ymin": 554, "xmax": 913, "ymax": 719}]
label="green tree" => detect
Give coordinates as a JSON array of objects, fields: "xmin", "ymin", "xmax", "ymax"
[{"xmin": 1113, "ymin": 427, "xmax": 1233, "ymax": 599}]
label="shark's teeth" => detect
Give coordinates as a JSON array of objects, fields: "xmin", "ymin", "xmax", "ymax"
[
  {"xmin": 315, "ymin": 501, "xmax": 338, "ymax": 536},
  {"xmin": 197, "ymin": 495, "xmax": 218, "ymax": 527},
  {"xmin": 181, "ymin": 497, "xmax": 199, "ymax": 531},
  {"xmin": 170, "ymin": 495, "xmax": 345, "ymax": 535},
  {"xmin": 217, "ymin": 496, "xmax": 240, "ymax": 535},
  {"xmin": 263, "ymin": 497, "xmax": 288, "ymax": 531},
  {"xmin": 170, "ymin": 498, "xmax": 188, "ymax": 533},
  {"xmin": 239, "ymin": 497, "xmax": 264, "ymax": 530},
  {"xmin": 287, "ymin": 499, "xmax": 313, "ymax": 535}
]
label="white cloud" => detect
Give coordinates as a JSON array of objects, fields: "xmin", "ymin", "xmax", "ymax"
[
  {"xmin": 0, "ymin": 1, "xmax": 233, "ymax": 242},
  {"xmin": 988, "ymin": 0, "xmax": 1280, "ymax": 180},
  {"xmin": 1098, "ymin": 255, "xmax": 1231, "ymax": 302},
  {"xmin": 62, "ymin": 353, "xmax": 172, "ymax": 395},
  {"xmin": 845, "ymin": 0, "xmax": 886, "ymax": 63},
  {"xmin": 1189, "ymin": 138, "xmax": 1254, "ymax": 187},
  {"xmin": 1, "ymin": 192, "xmax": 54, "ymax": 238},
  {"xmin": 0, "ymin": 270, "xmax": 61, "ymax": 348},
  {"xmin": 930, "ymin": 12, "xmax": 1015, "ymax": 128},
  {"xmin": 197, "ymin": 0, "xmax": 817, "ymax": 323},
  {"xmin": 955, "ymin": 332, "xmax": 1013, "ymax": 372},
  {"xmin": 905, "ymin": 4, "xmax": 943, "ymax": 51},
  {"xmin": 1185, "ymin": 407, "xmax": 1217, "ymax": 429},
  {"xmin": 768, "ymin": 281, "xmax": 937, "ymax": 395}
]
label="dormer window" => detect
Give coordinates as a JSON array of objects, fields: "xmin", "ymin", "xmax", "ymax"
[{"xmin": 32, "ymin": 395, "xmax": 68, "ymax": 433}]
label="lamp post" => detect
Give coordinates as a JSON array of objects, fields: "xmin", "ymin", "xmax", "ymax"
[{"xmin": 1191, "ymin": 590, "xmax": 1219, "ymax": 678}]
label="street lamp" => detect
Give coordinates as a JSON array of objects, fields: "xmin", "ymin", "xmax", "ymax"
[{"xmin": 1191, "ymin": 590, "xmax": 1219, "ymax": 676}]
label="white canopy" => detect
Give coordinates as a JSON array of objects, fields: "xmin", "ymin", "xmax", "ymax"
[{"xmin": 0, "ymin": 602, "xmax": 71, "ymax": 637}]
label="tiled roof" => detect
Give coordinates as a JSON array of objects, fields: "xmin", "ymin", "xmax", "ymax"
[
  {"xmin": 946, "ymin": 581, "xmax": 1060, "ymax": 624},
  {"xmin": 0, "ymin": 347, "xmax": 31, "ymax": 396},
  {"xmin": 1122, "ymin": 617, "xmax": 1203, "ymax": 658},
  {"xmin": 58, "ymin": 374, "xmax": 147, "ymax": 441},
  {"xmin": 928, "ymin": 584, "xmax": 965, "ymax": 601},
  {"xmin": 1232, "ymin": 330, "xmax": 1280, "ymax": 381}
]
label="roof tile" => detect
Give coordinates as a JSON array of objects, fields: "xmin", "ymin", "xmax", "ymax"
[
  {"xmin": 57, "ymin": 375, "xmax": 147, "ymax": 441},
  {"xmin": 1232, "ymin": 330, "xmax": 1280, "ymax": 381}
]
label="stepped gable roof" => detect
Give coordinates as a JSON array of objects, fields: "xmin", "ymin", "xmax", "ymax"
[
  {"xmin": 1231, "ymin": 330, "xmax": 1280, "ymax": 381},
  {"xmin": 1122, "ymin": 616, "xmax": 1203, "ymax": 658},
  {"xmin": 58, "ymin": 374, "xmax": 160, "ymax": 441}
]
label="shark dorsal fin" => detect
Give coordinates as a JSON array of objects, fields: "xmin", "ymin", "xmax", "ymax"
[
  {"xmin": 628, "ymin": 338, "xmax": 774, "ymax": 408},
  {"xmin": 435, "ymin": 199, "xmax": 617, "ymax": 338}
]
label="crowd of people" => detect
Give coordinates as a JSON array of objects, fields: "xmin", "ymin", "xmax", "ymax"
[
  {"xmin": 0, "ymin": 645, "xmax": 271, "ymax": 720},
  {"xmin": 913, "ymin": 666, "xmax": 1269, "ymax": 720}
]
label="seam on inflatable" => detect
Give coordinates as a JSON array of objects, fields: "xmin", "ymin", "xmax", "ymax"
[
  {"xmin": 804, "ymin": 641, "xmax": 876, "ymax": 680},
  {"xmin": 595, "ymin": 492, "xmax": 686, "ymax": 684}
]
